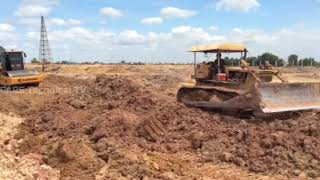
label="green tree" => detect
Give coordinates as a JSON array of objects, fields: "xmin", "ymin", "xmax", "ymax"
[
  {"xmin": 300, "ymin": 58, "xmax": 315, "ymax": 66},
  {"xmin": 224, "ymin": 57, "xmax": 240, "ymax": 66},
  {"xmin": 258, "ymin": 52, "xmax": 281, "ymax": 66},
  {"xmin": 288, "ymin": 54, "xmax": 298, "ymax": 66},
  {"xmin": 31, "ymin": 57, "xmax": 40, "ymax": 64}
]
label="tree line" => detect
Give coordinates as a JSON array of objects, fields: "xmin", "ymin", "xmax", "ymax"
[
  {"xmin": 224, "ymin": 53, "xmax": 317, "ymax": 67},
  {"xmin": 30, "ymin": 52, "xmax": 319, "ymax": 66}
]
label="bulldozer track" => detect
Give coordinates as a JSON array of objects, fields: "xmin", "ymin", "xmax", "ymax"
[{"xmin": 142, "ymin": 118, "xmax": 167, "ymax": 142}]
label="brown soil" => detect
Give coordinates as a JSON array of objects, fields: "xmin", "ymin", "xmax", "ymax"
[
  {"xmin": 0, "ymin": 112, "xmax": 60, "ymax": 179},
  {"xmin": 1, "ymin": 65, "xmax": 319, "ymax": 179}
]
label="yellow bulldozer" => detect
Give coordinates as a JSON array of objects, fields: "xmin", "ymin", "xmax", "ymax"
[
  {"xmin": 0, "ymin": 46, "xmax": 44, "ymax": 87},
  {"xmin": 177, "ymin": 43, "xmax": 320, "ymax": 114}
]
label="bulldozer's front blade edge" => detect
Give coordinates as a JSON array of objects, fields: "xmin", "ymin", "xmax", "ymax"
[{"xmin": 258, "ymin": 82, "xmax": 320, "ymax": 113}]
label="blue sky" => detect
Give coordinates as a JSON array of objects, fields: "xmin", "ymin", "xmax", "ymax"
[{"xmin": 0, "ymin": 0, "xmax": 320, "ymax": 63}]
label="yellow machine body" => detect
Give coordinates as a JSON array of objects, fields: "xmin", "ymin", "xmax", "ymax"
[
  {"xmin": 0, "ymin": 46, "xmax": 44, "ymax": 87},
  {"xmin": 0, "ymin": 74, "xmax": 44, "ymax": 86},
  {"xmin": 177, "ymin": 43, "xmax": 320, "ymax": 114}
]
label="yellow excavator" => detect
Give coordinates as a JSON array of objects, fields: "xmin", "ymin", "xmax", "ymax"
[
  {"xmin": 0, "ymin": 46, "xmax": 44, "ymax": 87},
  {"xmin": 177, "ymin": 43, "xmax": 320, "ymax": 114}
]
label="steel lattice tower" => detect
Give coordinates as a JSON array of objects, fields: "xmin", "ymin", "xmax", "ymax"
[{"xmin": 39, "ymin": 16, "xmax": 52, "ymax": 71}]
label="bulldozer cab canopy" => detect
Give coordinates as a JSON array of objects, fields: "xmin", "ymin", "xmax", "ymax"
[{"xmin": 190, "ymin": 43, "xmax": 247, "ymax": 53}]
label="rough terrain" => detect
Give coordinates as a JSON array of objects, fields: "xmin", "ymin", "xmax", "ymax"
[
  {"xmin": 0, "ymin": 64, "xmax": 319, "ymax": 179},
  {"xmin": 0, "ymin": 111, "xmax": 60, "ymax": 179}
]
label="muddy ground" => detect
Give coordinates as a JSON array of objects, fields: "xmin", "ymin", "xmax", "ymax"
[{"xmin": 0, "ymin": 65, "xmax": 319, "ymax": 179}]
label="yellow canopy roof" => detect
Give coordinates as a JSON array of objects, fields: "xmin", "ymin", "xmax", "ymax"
[{"xmin": 190, "ymin": 43, "xmax": 247, "ymax": 53}]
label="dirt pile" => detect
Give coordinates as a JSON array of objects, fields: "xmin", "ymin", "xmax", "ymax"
[
  {"xmin": 199, "ymin": 115, "xmax": 320, "ymax": 176},
  {"xmin": 19, "ymin": 74, "xmax": 320, "ymax": 179},
  {"xmin": 0, "ymin": 113, "xmax": 60, "ymax": 180}
]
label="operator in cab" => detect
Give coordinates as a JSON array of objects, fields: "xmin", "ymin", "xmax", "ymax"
[{"xmin": 212, "ymin": 52, "xmax": 226, "ymax": 76}]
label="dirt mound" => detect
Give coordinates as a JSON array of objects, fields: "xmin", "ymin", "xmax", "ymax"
[
  {"xmin": 0, "ymin": 113, "xmax": 60, "ymax": 180},
  {"xmin": 18, "ymin": 74, "xmax": 320, "ymax": 179}
]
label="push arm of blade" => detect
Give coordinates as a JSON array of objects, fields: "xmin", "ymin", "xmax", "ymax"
[{"xmin": 277, "ymin": 74, "xmax": 288, "ymax": 83}]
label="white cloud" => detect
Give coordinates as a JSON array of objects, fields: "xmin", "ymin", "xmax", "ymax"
[
  {"xmin": 141, "ymin": 17, "xmax": 163, "ymax": 25},
  {"xmin": 19, "ymin": 18, "xmax": 38, "ymax": 28},
  {"xmin": 15, "ymin": 5, "xmax": 51, "ymax": 17},
  {"xmin": 216, "ymin": 0, "xmax": 260, "ymax": 12},
  {"xmin": 171, "ymin": 25, "xmax": 225, "ymax": 44},
  {"xmin": 67, "ymin": 19, "xmax": 81, "ymax": 26},
  {"xmin": 19, "ymin": 18, "xmax": 81, "ymax": 29},
  {"xmin": 19, "ymin": 0, "xmax": 59, "ymax": 6},
  {"xmin": 50, "ymin": 18, "xmax": 65, "ymax": 26},
  {"xmin": 15, "ymin": 0, "xmax": 59, "ymax": 17},
  {"xmin": 147, "ymin": 32, "xmax": 171, "ymax": 47},
  {"xmin": 229, "ymin": 28, "xmax": 279, "ymax": 44},
  {"xmin": 100, "ymin": 7, "xmax": 124, "ymax": 18},
  {"xmin": 161, "ymin": 7, "xmax": 197, "ymax": 19},
  {"xmin": 0, "ymin": 24, "xmax": 18, "ymax": 51},
  {"xmin": 141, "ymin": 7, "xmax": 197, "ymax": 25},
  {"xmin": 117, "ymin": 30, "xmax": 146, "ymax": 45},
  {"xmin": 0, "ymin": 24, "xmax": 15, "ymax": 32},
  {"xmin": 20, "ymin": 24, "xmax": 320, "ymax": 62},
  {"xmin": 208, "ymin": 26, "xmax": 219, "ymax": 32},
  {"xmin": 22, "ymin": 24, "xmax": 225, "ymax": 61},
  {"xmin": 50, "ymin": 18, "xmax": 81, "ymax": 26},
  {"xmin": 171, "ymin": 26, "xmax": 194, "ymax": 34},
  {"xmin": 66, "ymin": 27, "xmax": 96, "ymax": 40}
]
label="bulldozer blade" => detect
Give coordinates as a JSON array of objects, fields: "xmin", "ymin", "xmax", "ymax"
[{"xmin": 258, "ymin": 82, "xmax": 320, "ymax": 113}]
